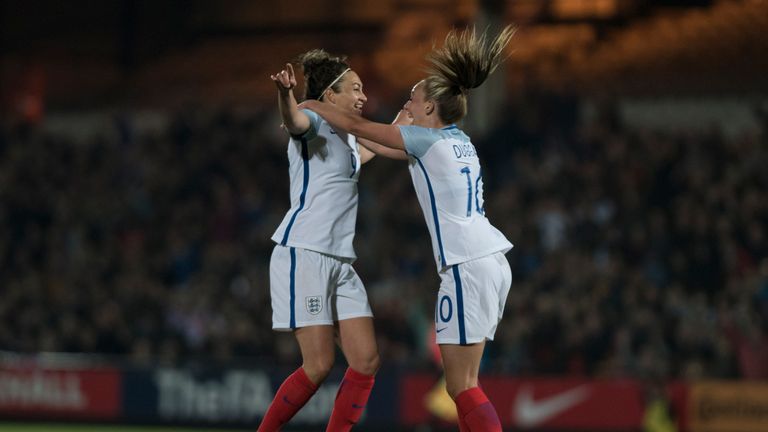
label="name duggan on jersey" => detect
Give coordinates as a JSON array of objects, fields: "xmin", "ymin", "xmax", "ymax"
[{"xmin": 453, "ymin": 143, "xmax": 477, "ymax": 159}]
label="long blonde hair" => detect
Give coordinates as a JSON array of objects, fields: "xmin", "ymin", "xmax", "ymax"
[{"xmin": 423, "ymin": 25, "xmax": 515, "ymax": 124}]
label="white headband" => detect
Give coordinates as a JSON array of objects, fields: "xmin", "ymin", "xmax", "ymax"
[{"xmin": 319, "ymin": 68, "xmax": 351, "ymax": 101}]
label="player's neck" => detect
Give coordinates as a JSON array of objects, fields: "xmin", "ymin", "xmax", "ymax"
[{"xmin": 416, "ymin": 116, "xmax": 444, "ymax": 129}]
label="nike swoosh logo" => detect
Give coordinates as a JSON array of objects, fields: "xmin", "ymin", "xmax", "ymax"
[
  {"xmin": 513, "ymin": 385, "xmax": 589, "ymax": 427},
  {"xmin": 436, "ymin": 327, "xmax": 448, "ymax": 333},
  {"xmin": 282, "ymin": 396, "xmax": 300, "ymax": 407}
]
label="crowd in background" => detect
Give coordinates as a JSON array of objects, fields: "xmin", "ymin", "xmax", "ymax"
[{"xmin": 1, "ymin": 96, "xmax": 766, "ymax": 381}]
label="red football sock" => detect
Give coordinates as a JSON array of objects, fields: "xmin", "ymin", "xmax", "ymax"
[
  {"xmin": 455, "ymin": 387, "xmax": 502, "ymax": 432},
  {"xmin": 257, "ymin": 367, "xmax": 318, "ymax": 432},
  {"xmin": 325, "ymin": 367, "xmax": 375, "ymax": 432}
]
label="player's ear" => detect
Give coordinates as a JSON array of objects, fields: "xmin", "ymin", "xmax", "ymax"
[
  {"xmin": 324, "ymin": 88, "xmax": 336, "ymax": 104},
  {"xmin": 425, "ymin": 101, "xmax": 434, "ymax": 115}
]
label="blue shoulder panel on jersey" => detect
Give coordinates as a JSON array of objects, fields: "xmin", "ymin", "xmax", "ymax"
[
  {"xmin": 414, "ymin": 156, "xmax": 446, "ymax": 268},
  {"xmin": 280, "ymin": 138, "xmax": 310, "ymax": 245},
  {"xmin": 399, "ymin": 125, "xmax": 441, "ymax": 158}
]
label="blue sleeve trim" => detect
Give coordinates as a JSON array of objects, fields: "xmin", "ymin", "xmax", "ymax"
[{"xmin": 292, "ymin": 109, "xmax": 320, "ymax": 141}]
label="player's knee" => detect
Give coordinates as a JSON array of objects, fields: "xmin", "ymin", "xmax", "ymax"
[
  {"xmin": 445, "ymin": 380, "xmax": 473, "ymax": 400},
  {"xmin": 302, "ymin": 354, "xmax": 335, "ymax": 383},
  {"xmin": 350, "ymin": 352, "xmax": 380, "ymax": 376}
]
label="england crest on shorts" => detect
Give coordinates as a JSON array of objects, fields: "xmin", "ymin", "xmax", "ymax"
[{"xmin": 306, "ymin": 296, "xmax": 323, "ymax": 315}]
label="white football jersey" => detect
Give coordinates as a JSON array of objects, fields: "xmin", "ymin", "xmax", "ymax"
[
  {"xmin": 399, "ymin": 125, "xmax": 513, "ymax": 270},
  {"xmin": 272, "ymin": 109, "xmax": 362, "ymax": 259}
]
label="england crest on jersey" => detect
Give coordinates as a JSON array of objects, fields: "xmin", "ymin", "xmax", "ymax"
[{"xmin": 306, "ymin": 296, "xmax": 323, "ymax": 315}]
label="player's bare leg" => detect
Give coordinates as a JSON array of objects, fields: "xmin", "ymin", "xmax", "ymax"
[
  {"xmin": 441, "ymin": 342, "xmax": 501, "ymax": 432},
  {"xmin": 338, "ymin": 317, "xmax": 379, "ymax": 375},
  {"xmin": 296, "ymin": 324, "xmax": 336, "ymax": 383},
  {"xmin": 258, "ymin": 325, "xmax": 335, "ymax": 432},
  {"xmin": 441, "ymin": 342, "xmax": 484, "ymax": 398},
  {"xmin": 326, "ymin": 317, "xmax": 380, "ymax": 431}
]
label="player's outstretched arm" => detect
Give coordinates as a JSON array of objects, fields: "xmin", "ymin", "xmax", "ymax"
[
  {"xmin": 271, "ymin": 63, "xmax": 310, "ymax": 136},
  {"xmin": 300, "ymin": 99, "xmax": 406, "ymax": 152},
  {"xmin": 358, "ymin": 110, "xmax": 411, "ymax": 162},
  {"xmin": 358, "ymin": 138, "xmax": 407, "ymax": 161}
]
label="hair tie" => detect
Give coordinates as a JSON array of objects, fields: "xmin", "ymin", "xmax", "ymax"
[{"xmin": 319, "ymin": 68, "xmax": 351, "ymax": 101}]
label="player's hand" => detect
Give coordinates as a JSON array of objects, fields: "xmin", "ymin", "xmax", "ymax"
[
  {"xmin": 271, "ymin": 63, "xmax": 297, "ymax": 93},
  {"xmin": 392, "ymin": 109, "xmax": 413, "ymax": 126}
]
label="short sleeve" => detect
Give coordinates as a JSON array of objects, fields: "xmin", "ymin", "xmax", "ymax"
[
  {"xmin": 398, "ymin": 125, "xmax": 438, "ymax": 158},
  {"xmin": 292, "ymin": 109, "xmax": 322, "ymax": 141}
]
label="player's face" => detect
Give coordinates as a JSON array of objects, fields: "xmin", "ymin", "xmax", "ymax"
[
  {"xmin": 328, "ymin": 70, "xmax": 366, "ymax": 114},
  {"xmin": 403, "ymin": 81, "xmax": 428, "ymax": 126}
]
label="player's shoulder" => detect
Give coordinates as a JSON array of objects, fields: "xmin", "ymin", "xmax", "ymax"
[
  {"xmin": 400, "ymin": 125, "xmax": 450, "ymax": 141},
  {"xmin": 439, "ymin": 125, "xmax": 470, "ymax": 141}
]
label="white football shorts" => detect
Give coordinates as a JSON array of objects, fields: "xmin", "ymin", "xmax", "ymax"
[
  {"xmin": 270, "ymin": 245, "xmax": 373, "ymax": 331},
  {"xmin": 434, "ymin": 251, "xmax": 512, "ymax": 345}
]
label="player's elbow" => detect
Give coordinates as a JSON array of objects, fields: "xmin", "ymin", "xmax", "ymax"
[
  {"xmin": 284, "ymin": 118, "xmax": 310, "ymax": 136},
  {"xmin": 285, "ymin": 124, "xmax": 307, "ymax": 136}
]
